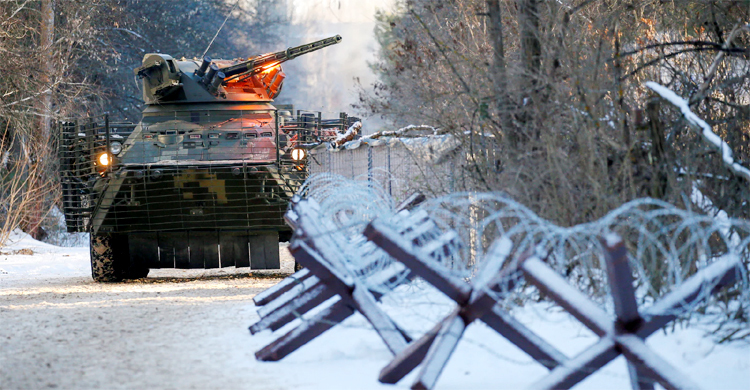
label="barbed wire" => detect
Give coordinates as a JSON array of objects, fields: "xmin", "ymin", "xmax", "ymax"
[{"xmin": 294, "ymin": 172, "xmax": 749, "ymax": 333}]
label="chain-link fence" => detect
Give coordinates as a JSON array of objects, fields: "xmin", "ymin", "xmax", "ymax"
[{"xmin": 308, "ymin": 132, "xmax": 465, "ymax": 203}]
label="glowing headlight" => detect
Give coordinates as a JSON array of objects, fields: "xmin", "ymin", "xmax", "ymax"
[
  {"xmin": 291, "ymin": 148, "xmax": 306, "ymax": 161},
  {"xmin": 110, "ymin": 141, "xmax": 123, "ymax": 155},
  {"xmin": 98, "ymin": 153, "xmax": 111, "ymax": 166}
]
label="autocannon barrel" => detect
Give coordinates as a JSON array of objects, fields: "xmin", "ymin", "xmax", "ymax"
[{"xmin": 220, "ymin": 35, "xmax": 342, "ymax": 79}]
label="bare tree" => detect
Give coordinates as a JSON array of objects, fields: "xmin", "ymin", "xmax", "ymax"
[
  {"xmin": 358, "ymin": 0, "xmax": 750, "ymax": 224},
  {"xmin": 0, "ymin": 0, "xmax": 281, "ymax": 242}
]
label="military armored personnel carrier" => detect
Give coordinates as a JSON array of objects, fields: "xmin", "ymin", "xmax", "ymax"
[{"xmin": 59, "ymin": 35, "xmax": 357, "ymax": 282}]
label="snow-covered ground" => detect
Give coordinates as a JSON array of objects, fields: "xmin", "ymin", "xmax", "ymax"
[{"xmin": 1, "ymin": 231, "xmax": 748, "ymax": 389}]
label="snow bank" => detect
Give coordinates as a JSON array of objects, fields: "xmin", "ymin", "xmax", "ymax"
[{"xmin": 250, "ymin": 283, "xmax": 750, "ymax": 389}]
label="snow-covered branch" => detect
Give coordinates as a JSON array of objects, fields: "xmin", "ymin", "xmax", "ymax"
[
  {"xmin": 646, "ymin": 81, "xmax": 750, "ymax": 183},
  {"xmin": 364, "ymin": 125, "xmax": 440, "ymax": 140},
  {"xmin": 1, "ymin": 88, "xmax": 52, "ymax": 108},
  {"xmin": 332, "ymin": 121, "xmax": 362, "ymax": 147}
]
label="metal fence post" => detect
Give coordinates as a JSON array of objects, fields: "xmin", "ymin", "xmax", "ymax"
[
  {"xmin": 104, "ymin": 115, "xmax": 111, "ymax": 174},
  {"xmin": 275, "ymin": 110, "xmax": 281, "ymax": 167},
  {"xmin": 368, "ymin": 146, "xmax": 373, "ymax": 184},
  {"xmin": 387, "ymin": 145, "xmax": 392, "ymax": 197},
  {"xmin": 339, "ymin": 112, "xmax": 347, "ymax": 132},
  {"xmin": 450, "ymin": 154, "xmax": 455, "ymax": 193}
]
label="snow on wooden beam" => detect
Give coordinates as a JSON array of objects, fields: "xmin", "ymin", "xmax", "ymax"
[
  {"xmin": 290, "ymin": 239, "xmax": 354, "ymax": 292},
  {"xmin": 523, "ymin": 233, "xmax": 741, "ymax": 390},
  {"xmin": 252, "ymin": 268, "xmax": 313, "ymax": 306},
  {"xmin": 255, "ymin": 298, "xmax": 354, "ymax": 361},
  {"xmin": 529, "ymin": 338, "xmax": 619, "ymax": 390},
  {"xmin": 479, "ymin": 305, "xmax": 567, "ymax": 370},
  {"xmin": 413, "ymin": 310, "xmax": 466, "ymax": 390},
  {"xmin": 350, "ymin": 277, "xmax": 409, "ymax": 355},
  {"xmin": 639, "ymin": 254, "xmax": 743, "ymax": 337},
  {"xmin": 379, "ymin": 322, "xmax": 441, "ymax": 384},
  {"xmin": 616, "ymin": 334, "xmax": 701, "ymax": 390},
  {"xmin": 521, "ymin": 256, "xmax": 613, "ymax": 337},
  {"xmin": 366, "ymin": 218, "xmax": 569, "ymax": 389},
  {"xmin": 249, "ymin": 278, "xmax": 330, "ymax": 334},
  {"xmin": 395, "ymin": 192, "xmax": 427, "ymax": 212},
  {"xmin": 251, "ymin": 198, "xmax": 414, "ymax": 361},
  {"xmin": 256, "ymin": 274, "xmax": 321, "ymax": 318},
  {"xmin": 365, "ymin": 219, "xmax": 472, "ymax": 304}
]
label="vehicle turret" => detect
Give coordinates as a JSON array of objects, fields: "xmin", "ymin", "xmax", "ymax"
[{"xmin": 134, "ymin": 35, "xmax": 342, "ymax": 104}]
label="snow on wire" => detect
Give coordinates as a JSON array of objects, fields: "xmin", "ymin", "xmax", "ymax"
[
  {"xmin": 415, "ymin": 193, "xmax": 749, "ymax": 319},
  {"xmin": 296, "ymin": 173, "xmax": 749, "ymax": 323}
]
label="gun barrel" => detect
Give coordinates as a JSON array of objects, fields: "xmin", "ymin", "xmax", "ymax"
[{"xmin": 221, "ymin": 35, "xmax": 342, "ymax": 78}]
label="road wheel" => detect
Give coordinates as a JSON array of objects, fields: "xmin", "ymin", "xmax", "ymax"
[{"xmin": 90, "ymin": 233, "xmax": 122, "ymax": 282}]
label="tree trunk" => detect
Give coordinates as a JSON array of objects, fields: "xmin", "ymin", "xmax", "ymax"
[
  {"xmin": 518, "ymin": 0, "xmax": 541, "ymax": 94},
  {"xmin": 646, "ymin": 98, "xmax": 668, "ymax": 199},
  {"xmin": 487, "ymin": 0, "xmax": 516, "ymax": 145},
  {"xmin": 26, "ymin": 0, "xmax": 55, "ymax": 240},
  {"xmin": 39, "ymin": 0, "xmax": 55, "ymax": 141},
  {"xmin": 517, "ymin": 0, "xmax": 541, "ymax": 142}
]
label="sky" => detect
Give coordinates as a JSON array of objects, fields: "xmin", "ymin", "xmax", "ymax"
[
  {"xmin": 289, "ymin": 0, "xmax": 394, "ymax": 24},
  {"xmin": 271, "ymin": 0, "xmax": 398, "ymax": 132}
]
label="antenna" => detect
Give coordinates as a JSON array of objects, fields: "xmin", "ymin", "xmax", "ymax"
[{"xmin": 201, "ymin": 0, "xmax": 240, "ymax": 59}]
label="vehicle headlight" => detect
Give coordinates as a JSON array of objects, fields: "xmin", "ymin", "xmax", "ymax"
[
  {"xmin": 291, "ymin": 148, "xmax": 306, "ymax": 161},
  {"xmin": 98, "ymin": 153, "xmax": 111, "ymax": 166},
  {"xmin": 110, "ymin": 141, "xmax": 123, "ymax": 155}
]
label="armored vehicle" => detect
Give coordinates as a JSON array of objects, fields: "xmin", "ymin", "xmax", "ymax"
[{"xmin": 59, "ymin": 35, "xmax": 355, "ymax": 282}]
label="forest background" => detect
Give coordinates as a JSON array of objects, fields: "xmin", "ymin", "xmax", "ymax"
[{"xmin": 1, "ymin": 0, "xmax": 749, "ymax": 247}]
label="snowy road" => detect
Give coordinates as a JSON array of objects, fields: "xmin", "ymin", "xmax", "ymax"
[{"xmin": 0, "ymin": 234, "xmax": 292, "ymax": 390}]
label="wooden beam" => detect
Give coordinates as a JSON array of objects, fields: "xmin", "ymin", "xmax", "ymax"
[
  {"xmin": 412, "ymin": 310, "xmax": 466, "ymax": 390},
  {"xmin": 253, "ymin": 268, "xmax": 313, "ymax": 306},
  {"xmin": 255, "ymin": 299, "xmax": 355, "ymax": 361},
  {"xmin": 365, "ymin": 219, "xmax": 472, "ymax": 304}
]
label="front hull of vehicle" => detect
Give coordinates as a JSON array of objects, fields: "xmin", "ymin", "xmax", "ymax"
[{"xmin": 63, "ymin": 162, "xmax": 303, "ymax": 270}]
